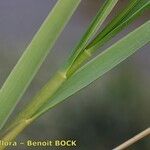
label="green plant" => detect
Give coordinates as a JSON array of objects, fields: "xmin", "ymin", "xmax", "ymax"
[{"xmin": 0, "ymin": 0, "xmax": 149, "ymax": 149}]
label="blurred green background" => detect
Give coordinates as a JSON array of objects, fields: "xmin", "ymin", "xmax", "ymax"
[{"xmin": 0, "ymin": 0, "xmax": 149, "ymax": 149}]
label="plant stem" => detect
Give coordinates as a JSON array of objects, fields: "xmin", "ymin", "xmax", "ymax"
[
  {"xmin": 18, "ymin": 71, "xmax": 67, "ymax": 119},
  {"xmin": 0, "ymin": 118, "xmax": 34, "ymax": 150},
  {"xmin": 0, "ymin": 48, "xmax": 92, "ymax": 145},
  {"xmin": 113, "ymin": 128, "xmax": 150, "ymax": 150},
  {"xmin": 0, "ymin": 71, "xmax": 67, "ymax": 150},
  {"xmin": 11, "ymin": 71, "xmax": 66, "ymax": 125},
  {"xmin": 0, "ymin": 50, "xmax": 90, "ymax": 146},
  {"xmin": 0, "ymin": 48, "xmax": 88, "ymax": 142}
]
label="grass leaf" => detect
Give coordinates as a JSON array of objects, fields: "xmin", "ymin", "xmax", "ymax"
[
  {"xmin": 0, "ymin": 0, "xmax": 81, "ymax": 129},
  {"xmin": 36, "ymin": 21, "xmax": 150, "ymax": 118},
  {"xmin": 86, "ymin": 0, "xmax": 150, "ymax": 51}
]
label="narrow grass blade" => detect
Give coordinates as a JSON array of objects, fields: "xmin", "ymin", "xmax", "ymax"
[
  {"xmin": 63, "ymin": 0, "xmax": 119, "ymax": 73},
  {"xmin": 0, "ymin": 0, "xmax": 81, "ymax": 129},
  {"xmin": 86, "ymin": 0, "xmax": 150, "ymax": 50},
  {"xmin": 35, "ymin": 21, "xmax": 150, "ymax": 118}
]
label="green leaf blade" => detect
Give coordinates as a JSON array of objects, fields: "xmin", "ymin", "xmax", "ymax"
[
  {"xmin": 0, "ymin": 0, "xmax": 81, "ymax": 129},
  {"xmin": 36, "ymin": 21, "xmax": 150, "ymax": 118},
  {"xmin": 87, "ymin": 0, "xmax": 150, "ymax": 51}
]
